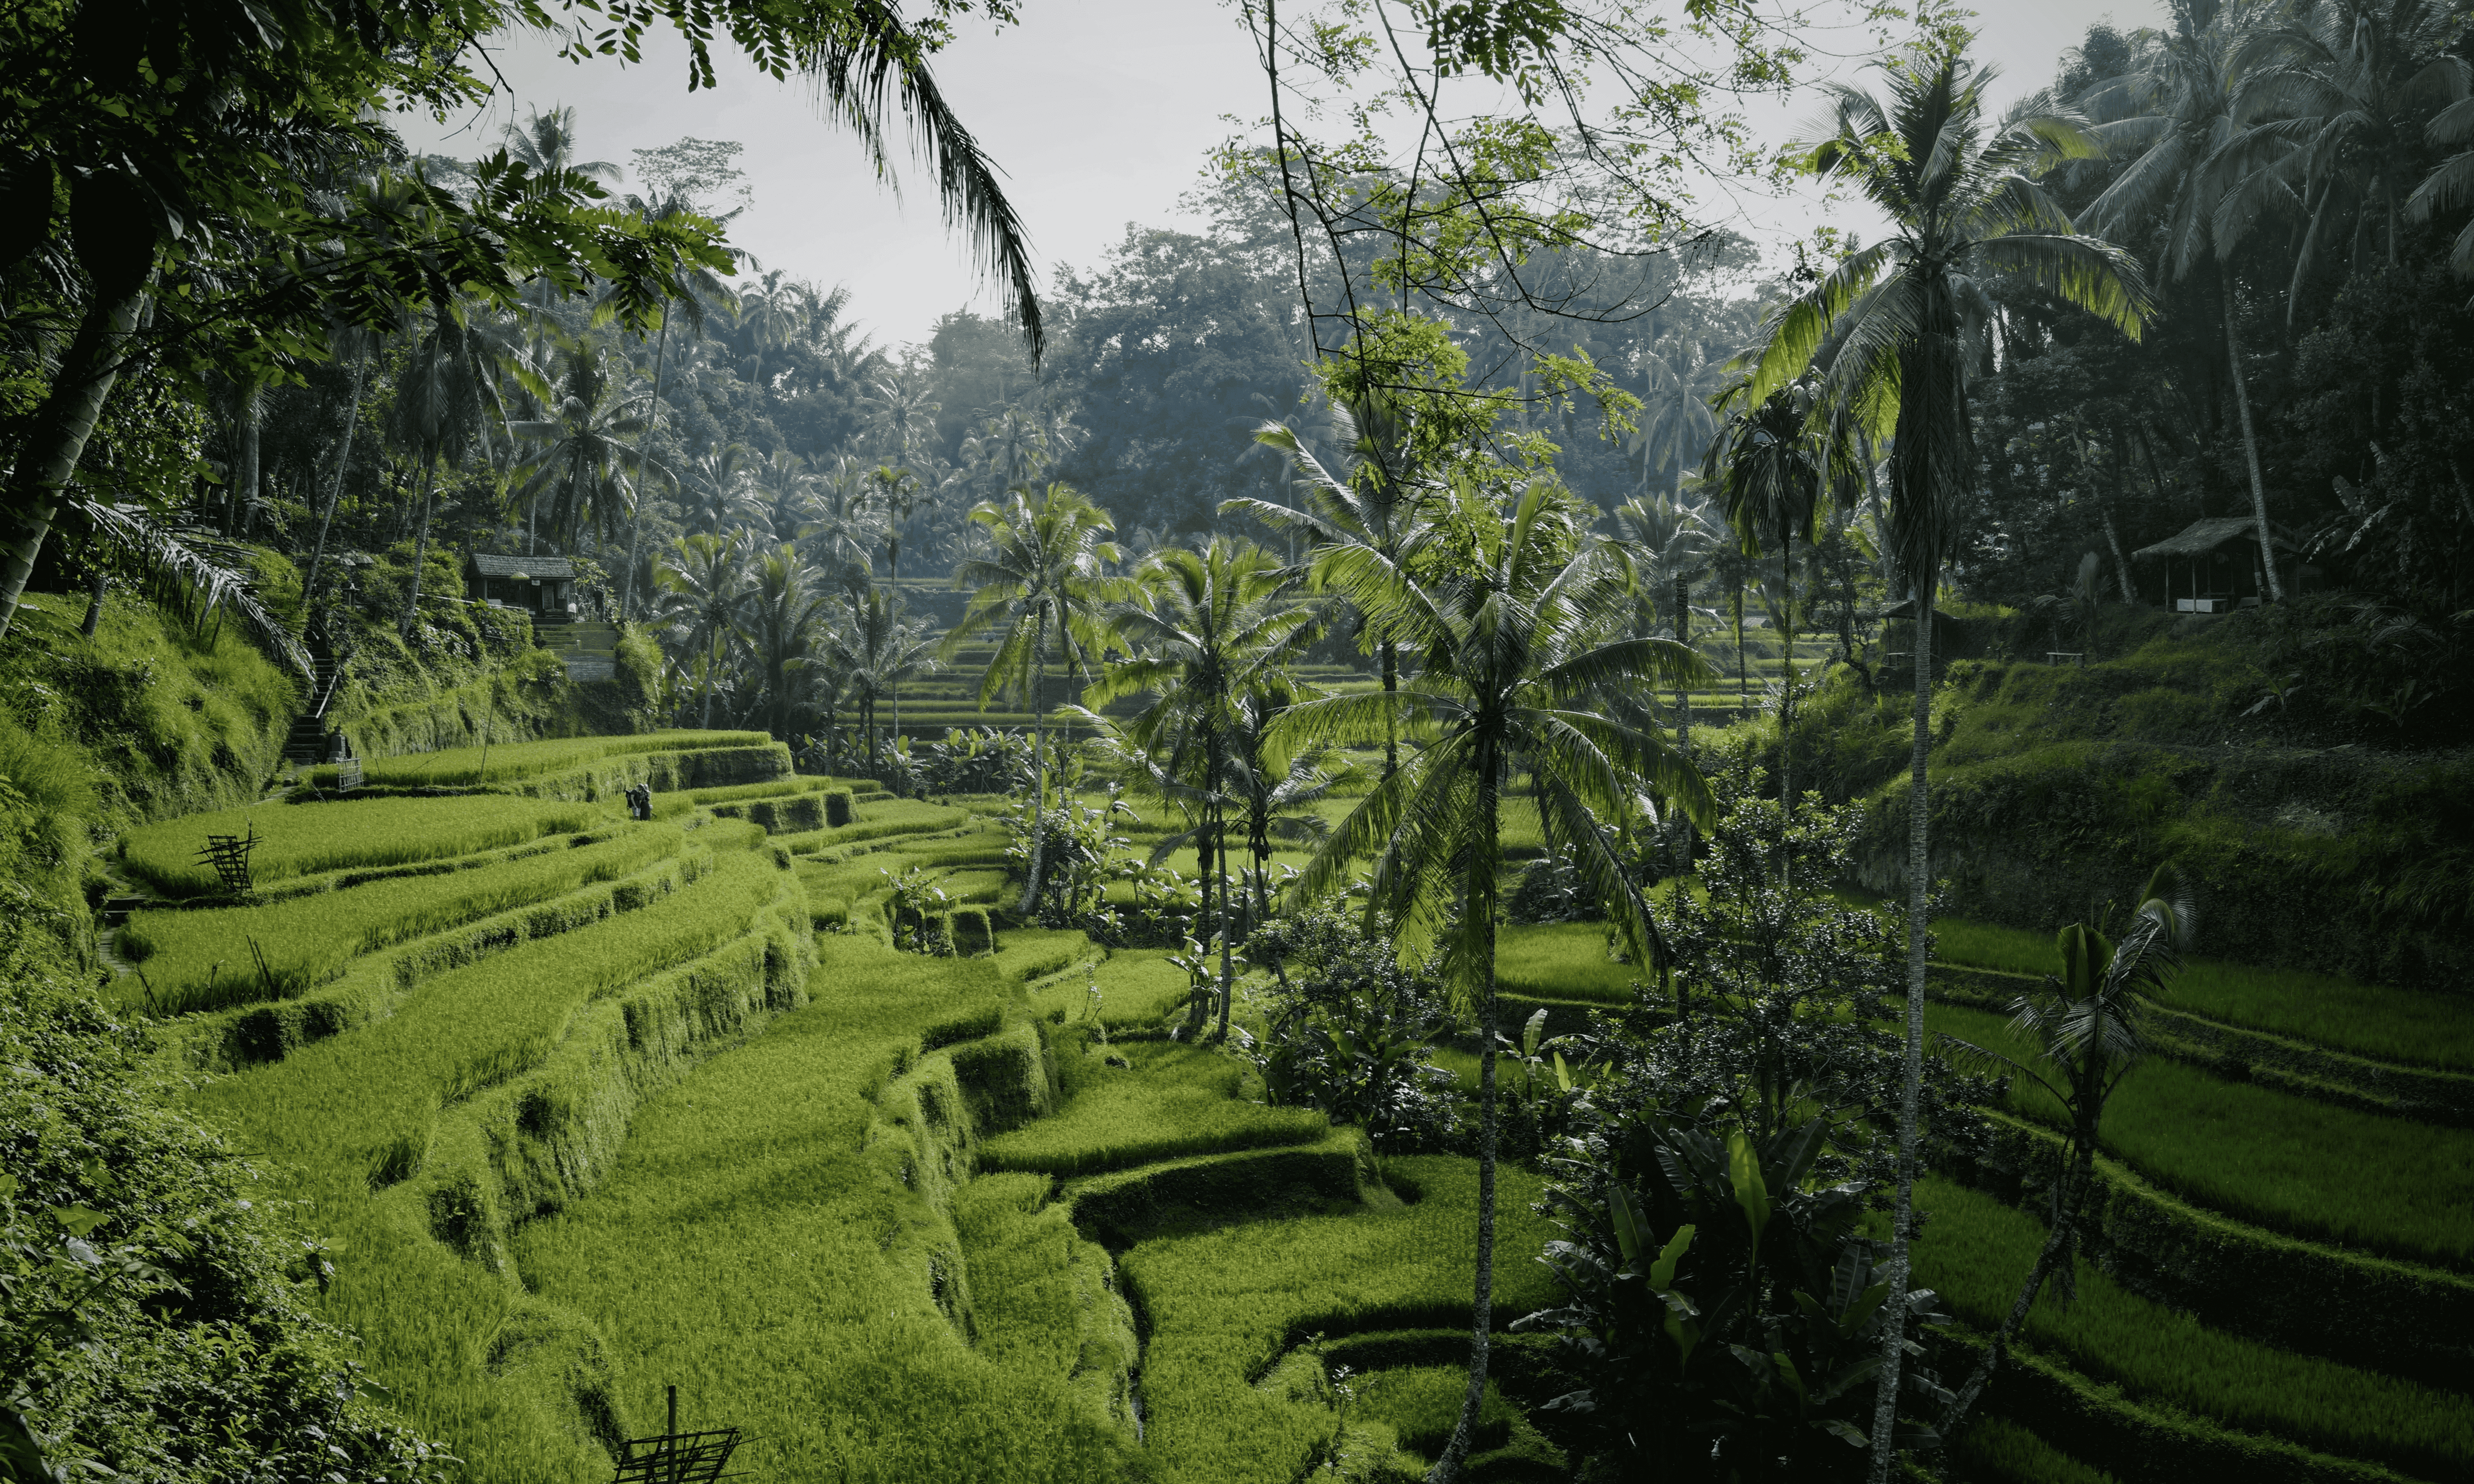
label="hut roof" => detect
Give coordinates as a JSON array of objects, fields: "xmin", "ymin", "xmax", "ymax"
[
  {"xmin": 2131, "ymin": 518, "xmax": 2294, "ymax": 562},
  {"xmin": 468, "ymin": 552, "xmax": 577, "ymax": 580}
]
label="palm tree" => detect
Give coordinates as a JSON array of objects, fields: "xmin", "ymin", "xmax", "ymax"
[
  {"xmin": 1085, "ymin": 539, "xmax": 1318, "ymax": 1037},
  {"xmin": 1627, "ymin": 331, "xmax": 1724, "ymax": 497},
  {"xmin": 2404, "ymin": 94, "xmax": 2474, "ymax": 275},
  {"xmin": 1937, "ymin": 866, "xmax": 2193, "ymax": 1437},
  {"xmin": 867, "ymin": 462, "xmax": 926, "ymax": 588},
  {"xmin": 750, "ymin": 448, "xmax": 816, "ymax": 545},
  {"xmin": 1232, "ymin": 392, "xmax": 1437, "ymax": 777},
  {"xmin": 654, "ymin": 533, "xmax": 752, "ymax": 728},
  {"xmin": 798, "ymin": 452, "xmax": 882, "ymax": 597},
  {"xmin": 1738, "ymin": 38, "xmax": 2152, "ymax": 1478},
  {"xmin": 678, "ymin": 444, "xmax": 760, "ymax": 538},
  {"xmin": 2080, "ymin": 1, "xmax": 2287, "ymax": 599},
  {"xmin": 1282, "ymin": 472, "xmax": 1713, "ymax": 1484},
  {"xmin": 506, "ymin": 338, "xmax": 656, "ymax": 553},
  {"xmin": 823, "ymin": 585, "xmax": 940, "ymax": 750},
  {"xmin": 2220, "ymin": 0, "xmax": 2469, "ymax": 285},
  {"xmin": 1227, "ymin": 676, "xmax": 1350, "ymax": 930},
  {"xmin": 1703, "ymin": 377, "xmax": 1824, "ymax": 857},
  {"xmin": 392, "ymin": 301, "xmax": 532, "ymax": 637},
  {"xmin": 947, "ymin": 483, "xmax": 1127, "ymax": 915},
  {"xmin": 615, "ymin": 188, "xmax": 741, "ymax": 620},
  {"xmin": 737, "ymin": 545, "xmax": 835, "ymax": 740},
  {"xmin": 862, "ymin": 370, "xmax": 942, "ymax": 462},
  {"xmin": 1611, "ymin": 493, "xmax": 1719, "ymax": 867}
]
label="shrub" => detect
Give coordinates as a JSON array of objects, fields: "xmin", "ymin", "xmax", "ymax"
[
  {"xmin": 952, "ymin": 908, "xmax": 995, "ymax": 957},
  {"xmin": 826, "ymin": 789, "xmax": 855, "ymax": 827}
]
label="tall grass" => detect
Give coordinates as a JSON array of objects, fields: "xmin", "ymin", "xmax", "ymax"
[
  {"xmin": 1915, "ymin": 1177, "xmax": 2474, "ymax": 1475},
  {"xmin": 120, "ymin": 824, "xmax": 683, "ymax": 1010},
  {"xmin": 1930, "ymin": 915, "xmax": 2474, "ymax": 1071},
  {"xmin": 1927, "ymin": 1002, "xmax": 2474, "ymax": 1266},
  {"xmin": 1028, "ymin": 950, "xmax": 1192, "ymax": 1029},
  {"xmin": 310, "ymin": 729, "xmax": 774, "ymax": 789},
  {"xmin": 979, "ymin": 1042, "xmax": 1327, "ymax": 1176},
  {"xmin": 118, "ymin": 795, "xmax": 602, "ymax": 896},
  {"xmin": 1119, "ymin": 1155, "xmax": 1559, "ymax": 1484}
]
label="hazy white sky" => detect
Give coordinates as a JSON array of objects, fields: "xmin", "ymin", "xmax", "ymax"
[{"xmin": 398, "ymin": 0, "xmax": 2166, "ymax": 348}]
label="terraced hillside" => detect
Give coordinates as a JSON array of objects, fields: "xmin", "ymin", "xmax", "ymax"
[
  {"xmin": 122, "ymin": 733, "xmax": 1569, "ymax": 1483},
  {"xmin": 1912, "ymin": 921, "xmax": 2474, "ymax": 1484}
]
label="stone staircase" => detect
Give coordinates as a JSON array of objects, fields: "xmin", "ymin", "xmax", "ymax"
[
  {"xmin": 282, "ymin": 650, "xmax": 345, "ymax": 765},
  {"xmin": 539, "ymin": 620, "xmax": 618, "ymax": 681}
]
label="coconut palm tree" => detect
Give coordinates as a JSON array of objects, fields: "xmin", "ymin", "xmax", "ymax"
[
  {"xmin": 947, "ymin": 483, "xmax": 1127, "ymax": 915},
  {"xmin": 1703, "ymin": 377, "xmax": 1825, "ymax": 857},
  {"xmin": 1937, "ymin": 865, "xmax": 2193, "ymax": 1437},
  {"xmin": 822, "ymin": 585, "xmax": 940, "ymax": 750},
  {"xmin": 2079, "ymin": 1, "xmax": 2287, "ymax": 600},
  {"xmin": 1736, "ymin": 38, "xmax": 2152, "ymax": 1477},
  {"xmin": 736, "ymin": 545, "xmax": 834, "ymax": 740},
  {"xmin": 2220, "ymin": 0, "xmax": 2469, "ymax": 286},
  {"xmin": 1232, "ymin": 392, "xmax": 1437, "ymax": 777},
  {"xmin": 2404, "ymin": 94, "xmax": 2474, "ymax": 275},
  {"xmin": 1281, "ymin": 472, "xmax": 1713, "ymax": 1484},
  {"xmin": 1086, "ymin": 539, "xmax": 1319, "ymax": 1037},
  {"xmin": 1611, "ymin": 493, "xmax": 1720, "ymax": 869},
  {"xmin": 798, "ymin": 452, "xmax": 882, "ymax": 598},
  {"xmin": 654, "ymin": 533, "xmax": 752, "ymax": 728},
  {"xmin": 507, "ymin": 338, "xmax": 657, "ymax": 552},
  {"xmin": 392, "ymin": 301, "xmax": 534, "ymax": 637}
]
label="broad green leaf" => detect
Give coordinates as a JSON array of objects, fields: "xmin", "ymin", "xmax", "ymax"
[
  {"xmin": 48, "ymin": 1207, "xmax": 107, "ymax": 1237},
  {"xmin": 1650, "ymin": 1223, "xmax": 1694, "ymax": 1291},
  {"xmin": 1609, "ymin": 1184, "xmax": 1646, "ymax": 1265},
  {"xmin": 1727, "ymin": 1128, "xmax": 1770, "ymax": 1252}
]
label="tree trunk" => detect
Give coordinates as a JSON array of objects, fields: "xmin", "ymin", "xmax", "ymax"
[
  {"xmin": 1868, "ymin": 580, "xmax": 1935, "ymax": 1484},
  {"xmin": 2099, "ymin": 507, "xmax": 2135, "ymax": 606},
  {"xmin": 2218, "ymin": 285, "xmax": 2284, "ymax": 601},
  {"xmin": 229, "ymin": 389, "xmax": 261, "ymax": 538},
  {"xmin": 1673, "ymin": 572, "xmax": 1693, "ymax": 876},
  {"xmin": 0, "ymin": 284, "xmax": 151, "ymax": 641},
  {"xmin": 400, "ymin": 459, "xmax": 440, "ymax": 638},
  {"xmin": 1778, "ymin": 541, "xmax": 1796, "ymax": 891},
  {"xmin": 1214, "ymin": 794, "xmax": 1235, "ymax": 1041},
  {"xmin": 1432, "ymin": 899, "xmax": 1500, "ymax": 1484},
  {"xmin": 618, "ymin": 304, "xmax": 675, "ymax": 621},
  {"xmin": 1733, "ymin": 576, "xmax": 1748, "ymax": 711},
  {"xmin": 304, "ymin": 354, "xmax": 368, "ymax": 609},
  {"xmin": 80, "ymin": 568, "xmax": 106, "ymax": 638},
  {"xmin": 1381, "ymin": 638, "xmax": 1399, "ymax": 777},
  {"xmin": 2098, "ymin": 426, "xmax": 2138, "ymax": 603},
  {"xmin": 1017, "ymin": 611, "xmax": 1051, "ymax": 917}
]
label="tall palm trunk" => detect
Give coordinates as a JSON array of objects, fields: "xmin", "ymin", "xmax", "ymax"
[
  {"xmin": 618, "ymin": 304, "xmax": 675, "ymax": 621},
  {"xmin": 1214, "ymin": 791, "xmax": 1235, "ymax": 1040},
  {"xmin": 1673, "ymin": 573, "xmax": 1694, "ymax": 876},
  {"xmin": 2217, "ymin": 279, "xmax": 2283, "ymax": 601},
  {"xmin": 1434, "ymin": 775, "xmax": 1502, "ymax": 1484},
  {"xmin": 400, "ymin": 458, "xmax": 440, "ymax": 638},
  {"xmin": 1017, "ymin": 610, "xmax": 1051, "ymax": 916},
  {"xmin": 0, "ymin": 282, "xmax": 151, "ymax": 640},
  {"xmin": 1778, "ymin": 540, "xmax": 1796, "ymax": 890},
  {"xmin": 1869, "ymin": 580, "xmax": 1934, "ymax": 1484},
  {"xmin": 1381, "ymin": 639, "xmax": 1399, "ymax": 777},
  {"xmin": 304, "ymin": 354, "xmax": 369, "ymax": 608},
  {"xmin": 228, "ymin": 389, "xmax": 261, "ymax": 538}
]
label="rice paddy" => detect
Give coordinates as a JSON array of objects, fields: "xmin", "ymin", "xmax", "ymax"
[
  {"xmin": 1927, "ymin": 1001, "xmax": 2474, "ymax": 1267},
  {"xmin": 107, "ymin": 730, "xmax": 2462, "ymax": 1484},
  {"xmin": 1929, "ymin": 916, "xmax": 2474, "ymax": 1071},
  {"xmin": 1913, "ymin": 1176, "xmax": 2474, "ymax": 1475},
  {"xmin": 117, "ymin": 794, "xmax": 602, "ymax": 896}
]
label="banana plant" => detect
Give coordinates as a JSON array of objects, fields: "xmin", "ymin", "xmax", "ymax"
[{"xmin": 1517, "ymin": 1113, "xmax": 1950, "ymax": 1480}]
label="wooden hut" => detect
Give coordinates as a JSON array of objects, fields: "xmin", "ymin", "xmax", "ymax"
[
  {"xmin": 2130, "ymin": 518, "xmax": 2302, "ymax": 612},
  {"xmin": 464, "ymin": 552, "xmax": 579, "ymax": 623}
]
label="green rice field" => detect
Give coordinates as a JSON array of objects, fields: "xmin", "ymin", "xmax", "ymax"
[
  {"xmin": 101, "ymin": 712, "xmax": 2467, "ymax": 1484},
  {"xmin": 118, "ymin": 794, "xmax": 602, "ymax": 896}
]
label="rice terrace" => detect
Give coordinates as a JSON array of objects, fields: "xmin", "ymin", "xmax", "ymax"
[{"xmin": 5, "ymin": 2, "xmax": 2474, "ymax": 1483}]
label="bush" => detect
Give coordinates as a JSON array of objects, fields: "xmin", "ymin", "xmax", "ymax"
[
  {"xmin": 825, "ymin": 788, "xmax": 855, "ymax": 827},
  {"xmin": 952, "ymin": 907, "xmax": 995, "ymax": 956}
]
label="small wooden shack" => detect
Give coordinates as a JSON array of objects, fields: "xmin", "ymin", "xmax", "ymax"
[
  {"xmin": 464, "ymin": 552, "xmax": 579, "ymax": 623},
  {"xmin": 2130, "ymin": 518, "xmax": 2299, "ymax": 612}
]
